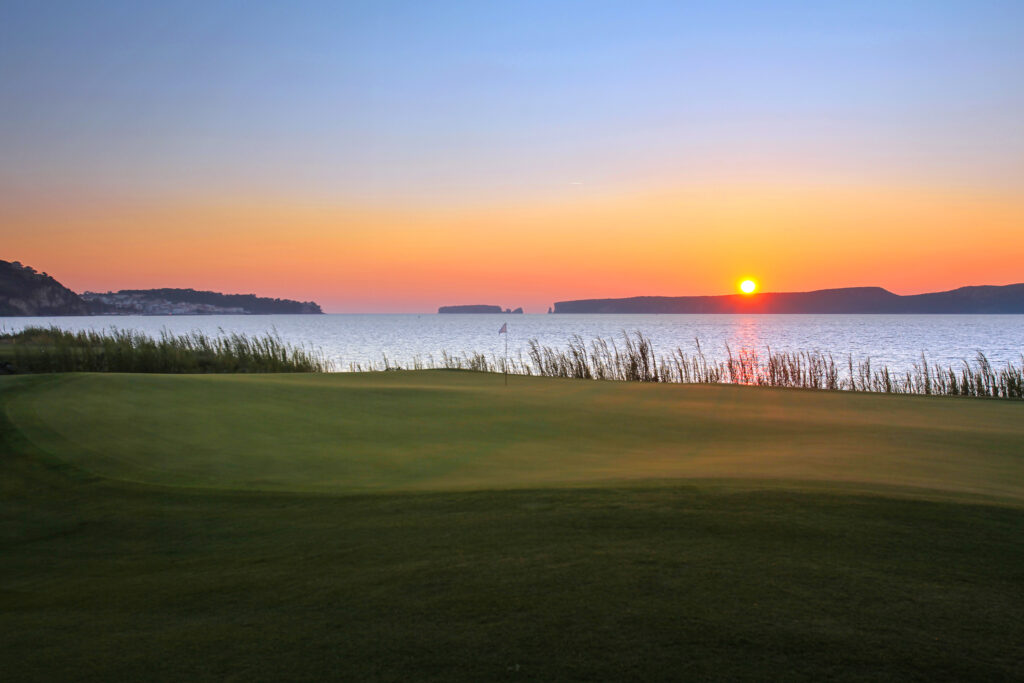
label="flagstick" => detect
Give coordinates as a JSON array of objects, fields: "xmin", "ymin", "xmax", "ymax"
[{"xmin": 498, "ymin": 322, "xmax": 509, "ymax": 386}]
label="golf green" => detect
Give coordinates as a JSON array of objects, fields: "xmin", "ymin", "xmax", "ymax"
[{"xmin": 2, "ymin": 372, "xmax": 1022, "ymax": 680}]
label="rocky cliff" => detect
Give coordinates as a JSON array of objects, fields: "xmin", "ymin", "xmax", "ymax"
[{"xmin": 0, "ymin": 260, "xmax": 93, "ymax": 316}]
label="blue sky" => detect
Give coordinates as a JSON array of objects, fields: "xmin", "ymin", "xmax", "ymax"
[{"xmin": 3, "ymin": 0, "xmax": 1023, "ymax": 204}]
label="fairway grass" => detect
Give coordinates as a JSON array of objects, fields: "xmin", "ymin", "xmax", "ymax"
[
  {"xmin": 2, "ymin": 371, "xmax": 1023, "ymax": 680},
  {"xmin": 6, "ymin": 371, "xmax": 1024, "ymax": 500}
]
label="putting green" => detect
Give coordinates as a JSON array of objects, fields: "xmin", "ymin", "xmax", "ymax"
[
  {"xmin": 3, "ymin": 372, "xmax": 1024, "ymax": 680},
  {"xmin": 6, "ymin": 371, "xmax": 1023, "ymax": 501}
]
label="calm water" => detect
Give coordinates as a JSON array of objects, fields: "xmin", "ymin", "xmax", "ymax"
[{"xmin": 2, "ymin": 314, "xmax": 1023, "ymax": 372}]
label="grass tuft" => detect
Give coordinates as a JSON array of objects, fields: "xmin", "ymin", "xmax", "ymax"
[
  {"xmin": 4, "ymin": 326, "xmax": 1021, "ymax": 399},
  {"xmin": 358, "ymin": 331, "xmax": 1024, "ymax": 400},
  {"xmin": 0, "ymin": 326, "xmax": 331, "ymax": 374}
]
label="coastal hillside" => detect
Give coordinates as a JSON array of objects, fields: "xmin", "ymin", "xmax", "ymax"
[
  {"xmin": 553, "ymin": 284, "xmax": 1024, "ymax": 314},
  {"xmin": 0, "ymin": 260, "xmax": 93, "ymax": 316},
  {"xmin": 82, "ymin": 288, "xmax": 323, "ymax": 315},
  {"xmin": 1, "ymin": 259, "xmax": 323, "ymax": 316}
]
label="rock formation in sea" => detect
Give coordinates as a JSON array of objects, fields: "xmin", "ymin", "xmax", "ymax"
[{"xmin": 439, "ymin": 305, "xmax": 524, "ymax": 314}]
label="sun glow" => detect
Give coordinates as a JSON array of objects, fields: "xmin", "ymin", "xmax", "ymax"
[{"xmin": 740, "ymin": 279, "xmax": 757, "ymax": 294}]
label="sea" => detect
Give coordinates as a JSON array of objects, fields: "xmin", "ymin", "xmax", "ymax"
[{"xmin": 2, "ymin": 313, "xmax": 1023, "ymax": 373}]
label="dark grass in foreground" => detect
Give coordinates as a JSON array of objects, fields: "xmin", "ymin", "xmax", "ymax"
[
  {"xmin": 2, "ymin": 371, "xmax": 1023, "ymax": 680},
  {"xmin": 0, "ymin": 326, "xmax": 329, "ymax": 373}
]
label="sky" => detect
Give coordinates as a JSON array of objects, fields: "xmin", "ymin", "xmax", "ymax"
[{"xmin": 2, "ymin": 0, "xmax": 1022, "ymax": 312}]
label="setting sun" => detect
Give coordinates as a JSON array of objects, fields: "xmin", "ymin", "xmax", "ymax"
[{"xmin": 740, "ymin": 279, "xmax": 757, "ymax": 294}]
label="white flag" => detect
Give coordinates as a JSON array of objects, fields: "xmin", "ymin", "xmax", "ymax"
[{"xmin": 498, "ymin": 323, "xmax": 507, "ymax": 334}]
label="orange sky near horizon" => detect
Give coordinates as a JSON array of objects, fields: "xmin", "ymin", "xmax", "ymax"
[
  {"xmin": 5, "ymin": 184, "xmax": 1023, "ymax": 313},
  {"xmin": 5, "ymin": 1, "xmax": 1023, "ymax": 313}
]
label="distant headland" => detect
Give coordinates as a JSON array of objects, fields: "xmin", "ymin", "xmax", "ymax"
[
  {"xmin": 1, "ymin": 260, "xmax": 322, "ymax": 316},
  {"xmin": 553, "ymin": 284, "xmax": 1024, "ymax": 314},
  {"xmin": 439, "ymin": 305, "xmax": 524, "ymax": 314},
  {"xmin": 7, "ymin": 257, "xmax": 1024, "ymax": 316}
]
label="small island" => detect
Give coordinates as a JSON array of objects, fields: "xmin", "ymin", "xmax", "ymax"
[{"xmin": 439, "ymin": 305, "xmax": 524, "ymax": 314}]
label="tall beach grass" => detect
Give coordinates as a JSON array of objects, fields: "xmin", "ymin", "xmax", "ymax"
[
  {"xmin": 354, "ymin": 331, "xmax": 1024, "ymax": 400},
  {"xmin": 0, "ymin": 326, "xmax": 331, "ymax": 374},
  {"xmin": 3, "ymin": 326, "xmax": 1021, "ymax": 399}
]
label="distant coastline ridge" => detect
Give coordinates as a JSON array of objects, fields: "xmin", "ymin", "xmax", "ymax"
[
  {"xmin": 1, "ymin": 259, "xmax": 322, "ymax": 316},
  {"xmin": 553, "ymin": 285, "xmax": 1024, "ymax": 314},
  {"xmin": 82, "ymin": 289, "xmax": 322, "ymax": 315},
  {"xmin": 439, "ymin": 305, "xmax": 524, "ymax": 314}
]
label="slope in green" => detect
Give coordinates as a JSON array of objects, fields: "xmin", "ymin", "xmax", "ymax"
[
  {"xmin": 7, "ymin": 371, "xmax": 1024, "ymax": 501},
  {"xmin": 2, "ymin": 372, "xmax": 1023, "ymax": 680}
]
